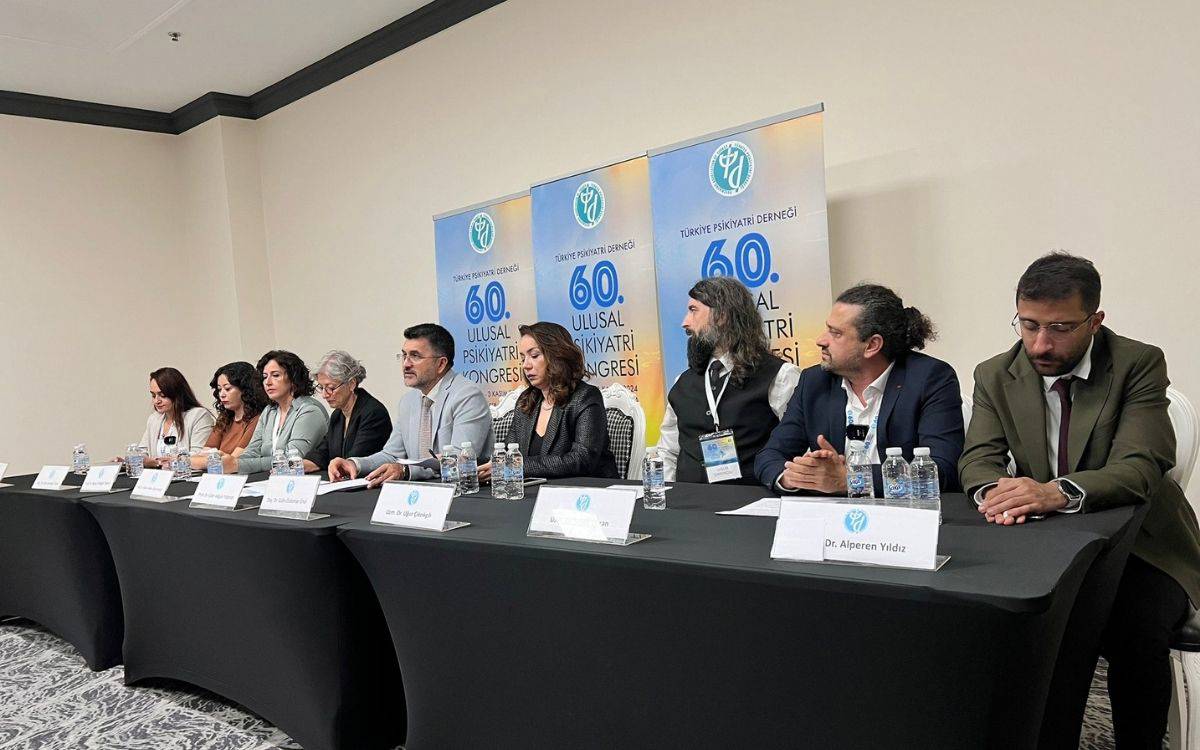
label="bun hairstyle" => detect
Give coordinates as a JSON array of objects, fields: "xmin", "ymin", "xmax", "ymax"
[
  {"xmin": 836, "ymin": 283, "xmax": 937, "ymax": 361},
  {"xmin": 314, "ymin": 350, "xmax": 368, "ymax": 387}
]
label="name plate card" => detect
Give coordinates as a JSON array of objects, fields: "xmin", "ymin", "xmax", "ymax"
[
  {"xmin": 259, "ymin": 475, "xmax": 325, "ymax": 520},
  {"xmin": 771, "ymin": 500, "xmax": 943, "ymax": 571},
  {"xmin": 190, "ymin": 474, "xmax": 251, "ymax": 511},
  {"xmin": 371, "ymin": 481, "xmax": 467, "ymax": 532},
  {"xmin": 527, "ymin": 486, "xmax": 648, "ymax": 546},
  {"xmin": 130, "ymin": 469, "xmax": 175, "ymax": 501},
  {"xmin": 32, "ymin": 465, "xmax": 71, "ymax": 490},
  {"xmin": 80, "ymin": 465, "xmax": 121, "ymax": 493},
  {"xmin": 0, "ymin": 462, "xmax": 10, "ymax": 488}
]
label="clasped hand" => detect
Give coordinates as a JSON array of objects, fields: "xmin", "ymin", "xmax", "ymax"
[
  {"xmin": 978, "ymin": 477, "xmax": 1066, "ymax": 525},
  {"xmin": 779, "ymin": 434, "xmax": 847, "ymax": 493}
]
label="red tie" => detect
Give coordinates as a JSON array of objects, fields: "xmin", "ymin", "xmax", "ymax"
[{"xmin": 1050, "ymin": 377, "xmax": 1072, "ymax": 477}]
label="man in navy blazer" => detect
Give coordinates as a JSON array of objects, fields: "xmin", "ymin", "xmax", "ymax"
[{"xmin": 755, "ymin": 284, "xmax": 964, "ymax": 495}]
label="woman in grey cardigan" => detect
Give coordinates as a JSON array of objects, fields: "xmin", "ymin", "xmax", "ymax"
[{"xmin": 222, "ymin": 350, "xmax": 328, "ymax": 474}]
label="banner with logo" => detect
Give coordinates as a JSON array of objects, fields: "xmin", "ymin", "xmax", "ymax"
[
  {"xmin": 531, "ymin": 156, "xmax": 666, "ymax": 444},
  {"xmin": 434, "ymin": 193, "xmax": 536, "ymax": 404},
  {"xmin": 648, "ymin": 104, "xmax": 832, "ymax": 382}
]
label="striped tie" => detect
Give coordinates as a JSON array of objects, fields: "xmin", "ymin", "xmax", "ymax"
[{"xmin": 418, "ymin": 397, "xmax": 434, "ymax": 457}]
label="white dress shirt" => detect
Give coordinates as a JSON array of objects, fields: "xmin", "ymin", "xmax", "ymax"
[
  {"xmin": 657, "ymin": 354, "xmax": 801, "ymax": 481},
  {"xmin": 840, "ymin": 361, "xmax": 895, "ymax": 465},
  {"xmin": 973, "ymin": 338, "xmax": 1092, "ymax": 513}
]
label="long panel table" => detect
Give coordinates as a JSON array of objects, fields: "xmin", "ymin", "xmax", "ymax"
[
  {"xmin": 80, "ymin": 478, "xmax": 405, "ymax": 750},
  {"xmin": 0, "ymin": 474, "xmax": 1140, "ymax": 749},
  {"xmin": 0, "ymin": 473, "xmax": 129, "ymax": 670},
  {"xmin": 340, "ymin": 480, "xmax": 1141, "ymax": 750}
]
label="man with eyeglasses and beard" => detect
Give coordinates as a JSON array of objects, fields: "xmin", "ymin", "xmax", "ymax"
[
  {"xmin": 960, "ymin": 252, "xmax": 1200, "ymax": 748},
  {"xmin": 655, "ymin": 277, "xmax": 800, "ymax": 484}
]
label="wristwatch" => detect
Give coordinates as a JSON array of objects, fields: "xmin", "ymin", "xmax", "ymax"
[{"xmin": 1054, "ymin": 479, "xmax": 1085, "ymax": 511}]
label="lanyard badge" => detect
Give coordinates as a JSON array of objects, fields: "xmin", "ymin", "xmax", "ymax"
[{"xmin": 701, "ymin": 368, "xmax": 741, "ymax": 482}]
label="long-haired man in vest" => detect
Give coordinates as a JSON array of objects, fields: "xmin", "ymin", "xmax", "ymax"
[
  {"xmin": 655, "ymin": 277, "xmax": 800, "ymax": 484},
  {"xmin": 755, "ymin": 284, "xmax": 964, "ymax": 495}
]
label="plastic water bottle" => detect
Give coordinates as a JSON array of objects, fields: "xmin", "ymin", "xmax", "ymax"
[
  {"xmin": 287, "ymin": 447, "xmax": 304, "ymax": 476},
  {"xmin": 642, "ymin": 447, "xmax": 667, "ymax": 509},
  {"xmin": 206, "ymin": 449, "xmax": 223, "ymax": 475},
  {"xmin": 125, "ymin": 443, "xmax": 145, "ymax": 478},
  {"xmin": 911, "ymin": 447, "xmax": 941, "ymax": 522},
  {"xmin": 72, "ymin": 444, "xmax": 91, "ymax": 475},
  {"xmin": 490, "ymin": 442, "xmax": 508, "ymax": 499},
  {"xmin": 173, "ymin": 449, "xmax": 191, "ymax": 480},
  {"xmin": 845, "ymin": 425, "xmax": 874, "ymax": 499},
  {"xmin": 162, "ymin": 436, "xmax": 177, "ymax": 474},
  {"xmin": 881, "ymin": 447, "xmax": 911, "ymax": 502},
  {"xmin": 439, "ymin": 445, "xmax": 461, "ymax": 496},
  {"xmin": 457, "ymin": 441, "xmax": 480, "ymax": 495},
  {"xmin": 271, "ymin": 448, "xmax": 287, "ymax": 476},
  {"xmin": 506, "ymin": 443, "xmax": 524, "ymax": 500}
]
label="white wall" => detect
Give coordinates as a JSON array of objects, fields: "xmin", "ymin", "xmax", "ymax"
[
  {"xmin": 4, "ymin": 0, "xmax": 1197, "ymax": 489},
  {"xmin": 253, "ymin": 0, "xmax": 1200, "ymax": 490}
]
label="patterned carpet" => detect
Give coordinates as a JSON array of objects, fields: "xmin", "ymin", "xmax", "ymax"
[{"xmin": 0, "ymin": 616, "xmax": 1131, "ymax": 749}]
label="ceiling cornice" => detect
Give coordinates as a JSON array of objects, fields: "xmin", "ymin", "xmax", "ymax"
[{"xmin": 0, "ymin": 0, "xmax": 505, "ymax": 135}]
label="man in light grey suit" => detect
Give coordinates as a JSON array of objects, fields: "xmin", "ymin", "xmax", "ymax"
[{"xmin": 328, "ymin": 323, "xmax": 492, "ymax": 487}]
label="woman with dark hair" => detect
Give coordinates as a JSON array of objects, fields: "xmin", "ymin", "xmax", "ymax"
[
  {"xmin": 190, "ymin": 361, "xmax": 268, "ymax": 470},
  {"xmin": 132, "ymin": 367, "xmax": 214, "ymax": 468},
  {"xmin": 302, "ymin": 350, "xmax": 391, "ymax": 473},
  {"xmin": 479, "ymin": 322, "xmax": 618, "ymax": 480},
  {"xmin": 223, "ymin": 350, "xmax": 328, "ymax": 474}
]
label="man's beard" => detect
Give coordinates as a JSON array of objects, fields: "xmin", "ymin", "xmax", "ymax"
[{"xmin": 687, "ymin": 331, "xmax": 718, "ymax": 372}]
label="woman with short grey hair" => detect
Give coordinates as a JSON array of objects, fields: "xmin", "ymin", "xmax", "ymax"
[{"xmin": 302, "ymin": 350, "xmax": 392, "ymax": 473}]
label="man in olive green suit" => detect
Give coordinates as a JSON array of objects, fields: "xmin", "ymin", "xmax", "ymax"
[{"xmin": 960, "ymin": 252, "xmax": 1200, "ymax": 748}]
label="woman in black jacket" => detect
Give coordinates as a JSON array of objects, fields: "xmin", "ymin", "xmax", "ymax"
[
  {"xmin": 303, "ymin": 350, "xmax": 392, "ymax": 473},
  {"xmin": 480, "ymin": 322, "xmax": 618, "ymax": 480}
]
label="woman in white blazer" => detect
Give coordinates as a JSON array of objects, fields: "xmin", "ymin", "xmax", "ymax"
[
  {"xmin": 228, "ymin": 350, "xmax": 329, "ymax": 474},
  {"xmin": 135, "ymin": 367, "xmax": 215, "ymax": 467}
]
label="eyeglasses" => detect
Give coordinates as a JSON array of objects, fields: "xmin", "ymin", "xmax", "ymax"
[
  {"xmin": 1011, "ymin": 313, "xmax": 1096, "ymax": 339},
  {"xmin": 316, "ymin": 381, "xmax": 346, "ymax": 396},
  {"xmin": 396, "ymin": 352, "xmax": 441, "ymax": 364}
]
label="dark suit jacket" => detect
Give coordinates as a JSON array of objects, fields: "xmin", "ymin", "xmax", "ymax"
[
  {"xmin": 959, "ymin": 326, "xmax": 1200, "ymax": 605},
  {"xmin": 754, "ymin": 351, "xmax": 965, "ymax": 494},
  {"xmin": 509, "ymin": 382, "xmax": 619, "ymax": 479},
  {"xmin": 305, "ymin": 388, "xmax": 392, "ymax": 470}
]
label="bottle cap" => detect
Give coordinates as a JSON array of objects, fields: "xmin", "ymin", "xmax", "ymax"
[
  {"xmin": 494, "ymin": 442, "xmax": 505, "ymax": 450},
  {"xmin": 507, "ymin": 443, "xmax": 519, "ymax": 451},
  {"xmin": 913, "ymin": 447, "xmax": 931, "ymax": 456},
  {"xmin": 885, "ymin": 447, "xmax": 903, "ymax": 456},
  {"xmin": 460, "ymin": 441, "xmax": 472, "ymax": 448},
  {"xmin": 442, "ymin": 445, "xmax": 455, "ymax": 452}
]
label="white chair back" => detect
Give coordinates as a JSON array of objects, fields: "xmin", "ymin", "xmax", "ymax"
[
  {"xmin": 1167, "ymin": 386, "xmax": 1198, "ymax": 491},
  {"xmin": 961, "ymin": 393, "xmax": 974, "ymax": 432},
  {"xmin": 490, "ymin": 386, "xmax": 527, "ymax": 447},
  {"xmin": 601, "ymin": 383, "xmax": 646, "ymax": 480}
]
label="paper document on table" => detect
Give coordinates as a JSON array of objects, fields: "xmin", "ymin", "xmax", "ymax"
[
  {"xmin": 716, "ymin": 498, "xmax": 782, "ymax": 517},
  {"xmin": 317, "ymin": 478, "xmax": 369, "ymax": 495},
  {"xmin": 605, "ymin": 484, "xmax": 672, "ymax": 500}
]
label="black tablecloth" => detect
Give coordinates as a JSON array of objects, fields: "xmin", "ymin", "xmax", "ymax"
[
  {"xmin": 81, "ymin": 476, "xmax": 404, "ymax": 750},
  {"xmin": 0, "ymin": 473, "xmax": 130, "ymax": 669},
  {"xmin": 340, "ymin": 481, "xmax": 1140, "ymax": 750}
]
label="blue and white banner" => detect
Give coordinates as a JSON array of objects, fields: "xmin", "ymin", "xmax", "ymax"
[
  {"xmin": 531, "ymin": 156, "xmax": 666, "ymax": 443},
  {"xmin": 434, "ymin": 193, "xmax": 536, "ymax": 404},
  {"xmin": 648, "ymin": 104, "xmax": 832, "ymax": 382}
]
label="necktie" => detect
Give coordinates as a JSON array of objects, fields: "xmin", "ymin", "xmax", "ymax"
[
  {"xmin": 1050, "ymin": 377, "xmax": 1072, "ymax": 477},
  {"xmin": 418, "ymin": 397, "xmax": 433, "ymax": 457},
  {"xmin": 708, "ymin": 360, "xmax": 725, "ymax": 393}
]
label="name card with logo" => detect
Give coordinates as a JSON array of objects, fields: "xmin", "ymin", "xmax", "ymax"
[
  {"xmin": 527, "ymin": 486, "xmax": 648, "ymax": 546},
  {"xmin": 130, "ymin": 469, "xmax": 175, "ymax": 501},
  {"xmin": 32, "ymin": 465, "xmax": 72, "ymax": 490},
  {"xmin": 259, "ymin": 475, "xmax": 325, "ymax": 520},
  {"xmin": 371, "ymin": 481, "xmax": 467, "ymax": 532},
  {"xmin": 80, "ymin": 465, "xmax": 121, "ymax": 493},
  {"xmin": 189, "ymin": 474, "xmax": 252, "ymax": 511},
  {"xmin": 0, "ymin": 462, "xmax": 10, "ymax": 488},
  {"xmin": 771, "ymin": 500, "xmax": 945, "ymax": 571}
]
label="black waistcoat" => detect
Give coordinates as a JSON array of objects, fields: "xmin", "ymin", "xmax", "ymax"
[{"xmin": 668, "ymin": 355, "xmax": 784, "ymax": 484}]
